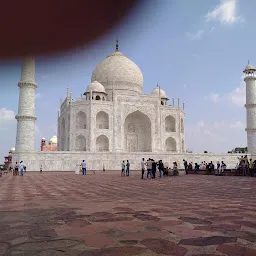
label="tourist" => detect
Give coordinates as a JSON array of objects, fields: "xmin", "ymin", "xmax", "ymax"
[
  {"xmin": 121, "ymin": 161, "xmax": 125, "ymax": 176},
  {"xmin": 183, "ymin": 159, "xmax": 188, "ymax": 174},
  {"xmin": 216, "ymin": 161, "xmax": 220, "ymax": 175},
  {"xmin": 146, "ymin": 158, "xmax": 152, "ymax": 179},
  {"xmin": 173, "ymin": 162, "xmax": 178, "ymax": 176},
  {"xmin": 220, "ymin": 161, "xmax": 226, "ymax": 174},
  {"xmin": 158, "ymin": 160, "xmax": 164, "ymax": 178},
  {"xmin": 126, "ymin": 160, "xmax": 130, "ymax": 176},
  {"xmin": 81, "ymin": 160, "xmax": 86, "ymax": 175},
  {"xmin": 14, "ymin": 162, "xmax": 19, "ymax": 176},
  {"xmin": 152, "ymin": 159, "xmax": 156, "ymax": 179},
  {"xmin": 20, "ymin": 161, "xmax": 24, "ymax": 176},
  {"xmin": 249, "ymin": 159, "xmax": 254, "ymax": 176},
  {"xmin": 141, "ymin": 158, "xmax": 146, "ymax": 179}
]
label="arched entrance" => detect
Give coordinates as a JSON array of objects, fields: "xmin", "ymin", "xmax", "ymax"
[
  {"xmin": 124, "ymin": 111, "xmax": 152, "ymax": 152},
  {"xmin": 165, "ymin": 137, "xmax": 176, "ymax": 152},
  {"xmin": 75, "ymin": 135, "xmax": 86, "ymax": 151}
]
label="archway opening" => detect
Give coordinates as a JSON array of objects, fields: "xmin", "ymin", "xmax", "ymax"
[
  {"xmin": 95, "ymin": 95, "xmax": 100, "ymax": 100},
  {"xmin": 75, "ymin": 135, "xmax": 86, "ymax": 151},
  {"xmin": 96, "ymin": 135, "xmax": 109, "ymax": 151},
  {"xmin": 96, "ymin": 111, "xmax": 109, "ymax": 129},
  {"xmin": 76, "ymin": 111, "xmax": 86, "ymax": 129},
  {"xmin": 165, "ymin": 115, "xmax": 176, "ymax": 132},
  {"xmin": 124, "ymin": 111, "xmax": 152, "ymax": 152},
  {"xmin": 165, "ymin": 137, "xmax": 176, "ymax": 152}
]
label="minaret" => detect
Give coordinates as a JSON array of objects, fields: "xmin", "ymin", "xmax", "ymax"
[
  {"xmin": 244, "ymin": 61, "xmax": 256, "ymax": 157},
  {"xmin": 15, "ymin": 57, "xmax": 37, "ymax": 152}
]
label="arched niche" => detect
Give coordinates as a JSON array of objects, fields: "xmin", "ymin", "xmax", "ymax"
[
  {"xmin": 61, "ymin": 118, "xmax": 65, "ymax": 151},
  {"xmin": 75, "ymin": 135, "xmax": 86, "ymax": 151},
  {"xmin": 124, "ymin": 110, "xmax": 152, "ymax": 152},
  {"xmin": 165, "ymin": 137, "xmax": 176, "ymax": 152},
  {"xmin": 95, "ymin": 95, "xmax": 100, "ymax": 100},
  {"xmin": 181, "ymin": 118, "xmax": 184, "ymax": 133},
  {"xmin": 96, "ymin": 135, "xmax": 109, "ymax": 151},
  {"xmin": 165, "ymin": 115, "xmax": 176, "ymax": 132},
  {"xmin": 96, "ymin": 111, "xmax": 109, "ymax": 129},
  {"xmin": 76, "ymin": 111, "xmax": 86, "ymax": 129}
]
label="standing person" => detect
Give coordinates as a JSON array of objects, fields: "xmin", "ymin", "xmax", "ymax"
[
  {"xmin": 158, "ymin": 160, "xmax": 164, "ymax": 178},
  {"xmin": 152, "ymin": 159, "xmax": 156, "ymax": 179},
  {"xmin": 14, "ymin": 162, "xmax": 19, "ymax": 176},
  {"xmin": 81, "ymin": 160, "xmax": 86, "ymax": 175},
  {"xmin": 183, "ymin": 159, "xmax": 188, "ymax": 174},
  {"xmin": 126, "ymin": 160, "xmax": 130, "ymax": 176},
  {"xmin": 121, "ymin": 161, "xmax": 125, "ymax": 176},
  {"xmin": 141, "ymin": 158, "xmax": 146, "ymax": 179},
  {"xmin": 20, "ymin": 161, "xmax": 24, "ymax": 176},
  {"xmin": 146, "ymin": 158, "xmax": 152, "ymax": 179},
  {"xmin": 40, "ymin": 165, "xmax": 43, "ymax": 173}
]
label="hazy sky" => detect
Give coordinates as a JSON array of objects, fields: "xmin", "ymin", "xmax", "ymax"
[{"xmin": 0, "ymin": 0, "xmax": 253, "ymax": 161}]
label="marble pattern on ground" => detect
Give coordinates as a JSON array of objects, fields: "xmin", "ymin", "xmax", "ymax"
[{"xmin": 0, "ymin": 172, "xmax": 256, "ymax": 255}]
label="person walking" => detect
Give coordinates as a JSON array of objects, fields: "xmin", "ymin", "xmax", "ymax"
[
  {"xmin": 141, "ymin": 158, "xmax": 146, "ymax": 179},
  {"xmin": 126, "ymin": 160, "xmax": 130, "ymax": 176},
  {"xmin": 14, "ymin": 162, "xmax": 19, "ymax": 176},
  {"xmin": 121, "ymin": 161, "xmax": 125, "ymax": 176},
  {"xmin": 81, "ymin": 160, "xmax": 87, "ymax": 175},
  {"xmin": 20, "ymin": 161, "xmax": 24, "ymax": 176}
]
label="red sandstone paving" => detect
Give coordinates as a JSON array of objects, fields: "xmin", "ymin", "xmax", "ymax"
[{"xmin": 0, "ymin": 173, "xmax": 256, "ymax": 255}]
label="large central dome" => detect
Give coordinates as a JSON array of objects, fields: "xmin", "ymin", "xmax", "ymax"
[{"xmin": 91, "ymin": 45, "xmax": 143, "ymax": 94}]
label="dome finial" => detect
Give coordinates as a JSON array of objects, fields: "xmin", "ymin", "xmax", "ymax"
[
  {"xmin": 115, "ymin": 37, "xmax": 119, "ymax": 51},
  {"xmin": 248, "ymin": 60, "xmax": 250, "ymax": 65}
]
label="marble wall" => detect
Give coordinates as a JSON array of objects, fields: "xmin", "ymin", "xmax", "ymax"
[{"xmin": 12, "ymin": 152, "xmax": 245, "ymax": 172}]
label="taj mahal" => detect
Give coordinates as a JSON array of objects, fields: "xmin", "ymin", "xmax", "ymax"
[{"xmin": 11, "ymin": 42, "xmax": 256, "ymax": 171}]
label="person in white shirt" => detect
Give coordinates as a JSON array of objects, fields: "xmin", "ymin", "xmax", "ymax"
[
  {"xmin": 141, "ymin": 158, "xmax": 146, "ymax": 179},
  {"xmin": 81, "ymin": 160, "xmax": 86, "ymax": 175},
  {"xmin": 20, "ymin": 161, "xmax": 24, "ymax": 176}
]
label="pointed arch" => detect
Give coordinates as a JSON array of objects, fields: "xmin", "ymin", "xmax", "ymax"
[
  {"xmin": 165, "ymin": 115, "xmax": 176, "ymax": 132},
  {"xmin": 75, "ymin": 135, "xmax": 86, "ymax": 151},
  {"xmin": 124, "ymin": 110, "xmax": 152, "ymax": 152},
  {"xmin": 165, "ymin": 137, "xmax": 176, "ymax": 152},
  {"xmin": 76, "ymin": 111, "xmax": 87, "ymax": 129},
  {"xmin": 96, "ymin": 111, "xmax": 109, "ymax": 129},
  {"xmin": 96, "ymin": 135, "xmax": 109, "ymax": 151}
]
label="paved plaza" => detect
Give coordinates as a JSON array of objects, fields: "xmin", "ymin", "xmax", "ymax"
[{"xmin": 0, "ymin": 172, "xmax": 256, "ymax": 255}]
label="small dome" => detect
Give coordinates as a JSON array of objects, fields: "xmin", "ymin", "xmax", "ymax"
[
  {"xmin": 151, "ymin": 86, "xmax": 168, "ymax": 99},
  {"xmin": 86, "ymin": 80, "xmax": 106, "ymax": 93},
  {"xmin": 49, "ymin": 136, "xmax": 57, "ymax": 144},
  {"xmin": 244, "ymin": 63, "xmax": 256, "ymax": 73},
  {"xmin": 10, "ymin": 147, "xmax": 15, "ymax": 153}
]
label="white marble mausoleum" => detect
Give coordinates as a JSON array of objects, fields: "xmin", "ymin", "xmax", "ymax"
[{"xmin": 12, "ymin": 42, "xmax": 254, "ymax": 171}]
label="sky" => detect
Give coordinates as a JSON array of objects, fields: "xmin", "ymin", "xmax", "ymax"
[{"xmin": 0, "ymin": 0, "xmax": 254, "ymax": 161}]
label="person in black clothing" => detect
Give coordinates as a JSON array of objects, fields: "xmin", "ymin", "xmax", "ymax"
[
  {"xmin": 183, "ymin": 159, "xmax": 188, "ymax": 174},
  {"xmin": 152, "ymin": 159, "xmax": 156, "ymax": 179}
]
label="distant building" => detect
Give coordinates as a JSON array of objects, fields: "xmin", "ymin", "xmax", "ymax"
[
  {"xmin": 41, "ymin": 136, "xmax": 57, "ymax": 151},
  {"xmin": 4, "ymin": 147, "xmax": 15, "ymax": 170}
]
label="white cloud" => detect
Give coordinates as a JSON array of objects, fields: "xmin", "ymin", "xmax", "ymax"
[
  {"xmin": 230, "ymin": 120, "xmax": 244, "ymax": 129},
  {"xmin": 186, "ymin": 29, "xmax": 204, "ymax": 40},
  {"xmin": 206, "ymin": 93, "xmax": 220, "ymax": 103},
  {"xmin": 0, "ymin": 108, "xmax": 15, "ymax": 121},
  {"xmin": 205, "ymin": 0, "xmax": 244, "ymax": 24},
  {"xmin": 228, "ymin": 75, "xmax": 245, "ymax": 107},
  {"xmin": 187, "ymin": 119, "xmax": 246, "ymax": 153}
]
